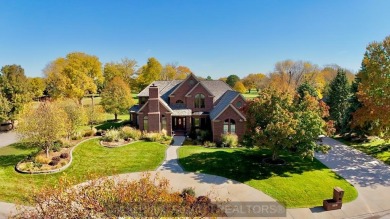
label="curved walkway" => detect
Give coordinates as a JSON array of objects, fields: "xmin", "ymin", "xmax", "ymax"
[
  {"xmin": 0, "ymin": 131, "xmax": 18, "ymax": 148},
  {"xmin": 3, "ymin": 136, "xmax": 390, "ymax": 218}
]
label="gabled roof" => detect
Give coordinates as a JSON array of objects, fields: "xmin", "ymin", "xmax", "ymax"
[
  {"xmin": 168, "ymin": 73, "xmax": 199, "ymax": 97},
  {"xmin": 138, "ymin": 80, "xmax": 183, "ymax": 98},
  {"xmin": 210, "ymin": 90, "xmax": 245, "ymax": 120},
  {"xmin": 137, "ymin": 98, "xmax": 173, "ymax": 113},
  {"xmin": 200, "ymin": 80, "xmax": 232, "ymax": 102}
]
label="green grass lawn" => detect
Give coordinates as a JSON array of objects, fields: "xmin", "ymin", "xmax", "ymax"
[
  {"xmin": 0, "ymin": 139, "xmax": 166, "ymax": 204},
  {"xmin": 336, "ymin": 137, "xmax": 390, "ymax": 165},
  {"xmin": 242, "ymin": 90, "xmax": 259, "ymax": 99},
  {"xmin": 178, "ymin": 146, "xmax": 357, "ymax": 208}
]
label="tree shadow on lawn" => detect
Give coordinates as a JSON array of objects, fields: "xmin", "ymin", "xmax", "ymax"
[
  {"xmin": 95, "ymin": 119, "xmax": 130, "ymax": 130},
  {"xmin": 179, "ymin": 149, "xmax": 329, "ymax": 183},
  {"xmin": 0, "ymin": 154, "xmax": 27, "ymax": 168}
]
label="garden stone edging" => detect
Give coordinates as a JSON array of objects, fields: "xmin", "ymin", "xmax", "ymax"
[{"xmin": 15, "ymin": 137, "xmax": 99, "ymax": 174}]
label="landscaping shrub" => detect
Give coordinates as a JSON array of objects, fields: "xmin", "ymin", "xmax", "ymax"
[
  {"xmin": 143, "ymin": 131, "xmax": 172, "ymax": 144},
  {"xmin": 181, "ymin": 187, "xmax": 196, "ymax": 197},
  {"xmin": 52, "ymin": 156, "xmax": 61, "ymax": 162},
  {"xmin": 52, "ymin": 141, "xmax": 63, "ymax": 152},
  {"xmin": 101, "ymin": 129, "xmax": 121, "ymax": 142},
  {"xmin": 34, "ymin": 155, "xmax": 51, "ymax": 164},
  {"xmin": 48, "ymin": 160, "xmax": 59, "ymax": 166},
  {"xmin": 58, "ymin": 139, "xmax": 72, "ymax": 148},
  {"xmin": 203, "ymin": 141, "xmax": 216, "ymax": 147},
  {"xmin": 11, "ymin": 173, "xmax": 226, "ymax": 218},
  {"xmin": 60, "ymin": 153, "xmax": 69, "ymax": 159},
  {"xmin": 83, "ymin": 127, "xmax": 97, "ymax": 137},
  {"xmin": 143, "ymin": 132, "xmax": 163, "ymax": 142},
  {"xmin": 71, "ymin": 131, "xmax": 83, "ymax": 140},
  {"xmin": 221, "ymin": 133, "xmax": 238, "ymax": 148},
  {"xmin": 120, "ymin": 126, "xmax": 142, "ymax": 140}
]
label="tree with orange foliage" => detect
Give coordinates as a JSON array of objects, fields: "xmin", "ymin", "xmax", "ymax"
[{"xmin": 352, "ymin": 36, "xmax": 390, "ymax": 139}]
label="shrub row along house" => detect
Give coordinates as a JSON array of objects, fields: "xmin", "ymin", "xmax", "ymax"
[{"xmin": 129, "ymin": 73, "xmax": 246, "ymax": 142}]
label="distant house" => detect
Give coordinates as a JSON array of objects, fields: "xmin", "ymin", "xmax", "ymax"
[{"xmin": 129, "ymin": 73, "xmax": 246, "ymax": 142}]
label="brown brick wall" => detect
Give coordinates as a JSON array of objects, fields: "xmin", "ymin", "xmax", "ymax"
[
  {"xmin": 169, "ymin": 75, "xmax": 198, "ymax": 105},
  {"xmin": 185, "ymin": 84, "xmax": 213, "ymax": 112},
  {"xmin": 212, "ymin": 105, "xmax": 246, "ymax": 142}
]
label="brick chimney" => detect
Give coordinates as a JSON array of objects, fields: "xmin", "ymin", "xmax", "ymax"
[{"xmin": 148, "ymin": 84, "xmax": 160, "ymax": 132}]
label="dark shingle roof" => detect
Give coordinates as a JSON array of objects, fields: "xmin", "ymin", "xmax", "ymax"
[
  {"xmin": 138, "ymin": 80, "xmax": 183, "ymax": 98},
  {"xmin": 170, "ymin": 104, "xmax": 192, "ymax": 116},
  {"xmin": 209, "ymin": 90, "xmax": 240, "ymax": 120},
  {"xmin": 200, "ymin": 80, "xmax": 232, "ymax": 103},
  {"xmin": 129, "ymin": 105, "xmax": 140, "ymax": 112}
]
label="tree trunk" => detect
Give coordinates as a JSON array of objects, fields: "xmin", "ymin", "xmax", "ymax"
[
  {"xmin": 115, "ymin": 113, "xmax": 118, "ymax": 121},
  {"xmin": 46, "ymin": 146, "xmax": 49, "ymax": 158},
  {"xmin": 272, "ymin": 150, "xmax": 278, "ymax": 161}
]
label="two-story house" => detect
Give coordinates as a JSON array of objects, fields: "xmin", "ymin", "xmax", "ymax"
[{"xmin": 129, "ymin": 73, "xmax": 246, "ymax": 142}]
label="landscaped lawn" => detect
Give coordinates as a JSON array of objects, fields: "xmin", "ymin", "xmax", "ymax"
[
  {"xmin": 242, "ymin": 90, "xmax": 259, "ymax": 99},
  {"xmin": 337, "ymin": 137, "xmax": 390, "ymax": 165},
  {"xmin": 0, "ymin": 139, "xmax": 167, "ymax": 204},
  {"xmin": 178, "ymin": 146, "xmax": 358, "ymax": 208}
]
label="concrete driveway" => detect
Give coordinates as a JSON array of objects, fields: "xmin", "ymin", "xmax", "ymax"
[{"xmin": 0, "ymin": 131, "xmax": 18, "ymax": 148}]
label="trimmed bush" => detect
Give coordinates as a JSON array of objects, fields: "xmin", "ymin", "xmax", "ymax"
[
  {"xmin": 101, "ymin": 129, "xmax": 121, "ymax": 142},
  {"xmin": 221, "ymin": 133, "xmax": 238, "ymax": 148},
  {"xmin": 52, "ymin": 156, "xmax": 61, "ymax": 162},
  {"xmin": 60, "ymin": 153, "xmax": 69, "ymax": 159},
  {"xmin": 120, "ymin": 126, "xmax": 142, "ymax": 140},
  {"xmin": 48, "ymin": 160, "xmax": 59, "ymax": 166},
  {"xmin": 143, "ymin": 132, "xmax": 163, "ymax": 142}
]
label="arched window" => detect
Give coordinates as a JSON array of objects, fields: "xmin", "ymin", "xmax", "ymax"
[
  {"xmin": 143, "ymin": 116, "xmax": 148, "ymax": 131},
  {"xmin": 224, "ymin": 119, "xmax": 236, "ymax": 134},
  {"xmin": 194, "ymin": 94, "xmax": 205, "ymax": 108}
]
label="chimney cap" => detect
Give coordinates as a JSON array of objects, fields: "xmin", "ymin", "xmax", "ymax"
[{"xmin": 151, "ymin": 83, "xmax": 157, "ymax": 87}]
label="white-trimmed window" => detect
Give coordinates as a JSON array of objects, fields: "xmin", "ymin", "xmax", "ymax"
[
  {"xmin": 224, "ymin": 119, "xmax": 236, "ymax": 134},
  {"xmin": 143, "ymin": 116, "xmax": 148, "ymax": 131}
]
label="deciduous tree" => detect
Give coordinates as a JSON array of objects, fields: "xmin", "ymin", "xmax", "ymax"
[
  {"xmin": 0, "ymin": 64, "xmax": 31, "ymax": 121},
  {"xmin": 226, "ymin": 75, "xmax": 240, "ymax": 88},
  {"xmin": 58, "ymin": 100, "xmax": 87, "ymax": 139},
  {"xmin": 45, "ymin": 52, "xmax": 103, "ymax": 104},
  {"xmin": 17, "ymin": 102, "xmax": 67, "ymax": 157},
  {"xmin": 101, "ymin": 77, "xmax": 134, "ymax": 120},
  {"xmin": 103, "ymin": 58, "xmax": 137, "ymax": 88},
  {"xmin": 0, "ymin": 92, "xmax": 11, "ymax": 122},
  {"xmin": 242, "ymin": 73, "xmax": 267, "ymax": 92},
  {"xmin": 244, "ymin": 89, "xmax": 331, "ymax": 161},
  {"xmin": 28, "ymin": 77, "xmax": 46, "ymax": 100},
  {"xmin": 233, "ymin": 81, "xmax": 246, "ymax": 93},
  {"xmin": 352, "ymin": 36, "xmax": 390, "ymax": 138},
  {"xmin": 136, "ymin": 57, "xmax": 162, "ymax": 90}
]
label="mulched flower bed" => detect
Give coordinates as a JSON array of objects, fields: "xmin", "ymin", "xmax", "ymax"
[
  {"xmin": 16, "ymin": 148, "xmax": 71, "ymax": 173},
  {"xmin": 100, "ymin": 139, "xmax": 136, "ymax": 148}
]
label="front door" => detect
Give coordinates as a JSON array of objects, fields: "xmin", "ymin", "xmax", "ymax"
[{"xmin": 173, "ymin": 117, "xmax": 186, "ymax": 130}]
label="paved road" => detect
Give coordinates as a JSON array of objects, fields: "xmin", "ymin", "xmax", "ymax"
[{"xmin": 0, "ymin": 131, "xmax": 18, "ymax": 148}]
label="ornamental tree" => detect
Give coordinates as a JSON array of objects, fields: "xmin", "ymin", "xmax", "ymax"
[
  {"xmin": 58, "ymin": 99, "xmax": 87, "ymax": 139},
  {"xmin": 17, "ymin": 102, "xmax": 67, "ymax": 157},
  {"xmin": 233, "ymin": 81, "xmax": 247, "ymax": 94},
  {"xmin": 244, "ymin": 89, "xmax": 332, "ymax": 161},
  {"xmin": 352, "ymin": 36, "xmax": 390, "ymax": 139}
]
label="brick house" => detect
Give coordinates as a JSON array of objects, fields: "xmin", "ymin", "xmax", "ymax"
[{"xmin": 129, "ymin": 73, "xmax": 246, "ymax": 142}]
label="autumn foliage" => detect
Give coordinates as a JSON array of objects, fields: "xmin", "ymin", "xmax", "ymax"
[
  {"xmin": 11, "ymin": 173, "xmax": 226, "ymax": 218},
  {"xmin": 244, "ymin": 89, "xmax": 333, "ymax": 160},
  {"xmin": 352, "ymin": 36, "xmax": 390, "ymax": 139}
]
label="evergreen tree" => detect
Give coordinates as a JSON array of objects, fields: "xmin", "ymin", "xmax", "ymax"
[
  {"xmin": 326, "ymin": 69, "xmax": 350, "ymax": 132},
  {"xmin": 297, "ymin": 81, "xmax": 318, "ymax": 99}
]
